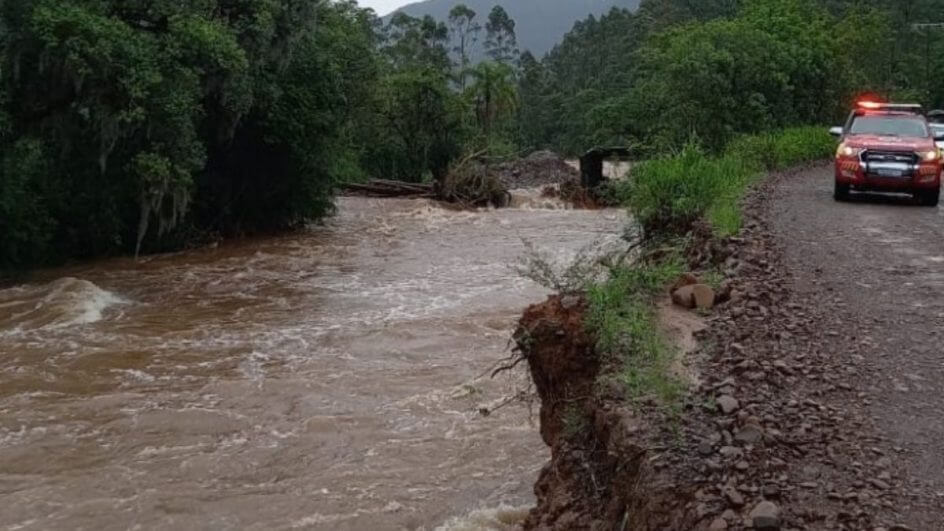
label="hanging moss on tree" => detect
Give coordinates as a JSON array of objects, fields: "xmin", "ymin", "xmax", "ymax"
[{"xmin": 0, "ymin": 0, "xmax": 377, "ymax": 271}]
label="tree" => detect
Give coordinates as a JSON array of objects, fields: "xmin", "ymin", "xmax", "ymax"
[
  {"xmin": 484, "ymin": 5, "xmax": 518, "ymax": 65},
  {"xmin": 0, "ymin": 0, "xmax": 380, "ymax": 271},
  {"xmin": 466, "ymin": 61, "xmax": 518, "ymax": 142},
  {"xmin": 516, "ymin": 0, "xmax": 906, "ymax": 156},
  {"xmin": 516, "ymin": 51, "xmax": 552, "ymax": 150},
  {"xmin": 374, "ymin": 70, "xmax": 463, "ymax": 182},
  {"xmin": 383, "ymin": 13, "xmax": 452, "ymax": 74},
  {"xmin": 519, "ymin": 6, "xmax": 644, "ymax": 154},
  {"xmin": 364, "ymin": 12, "xmax": 467, "ymax": 183},
  {"xmin": 448, "ymin": 4, "xmax": 481, "ymax": 89},
  {"xmin": 626, "ymin": 0, "xmax": 845, "ymax": 151}
]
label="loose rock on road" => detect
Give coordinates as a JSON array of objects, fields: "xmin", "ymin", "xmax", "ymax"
[{"xmin": 772, "ymin": 165, "xmax": 944, "ymax": 528}]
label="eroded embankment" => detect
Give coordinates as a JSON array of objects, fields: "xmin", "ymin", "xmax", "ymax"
[
  {"xmin": 514, "ymin": 295, "xmax": 700, "ymax": 530},
  {"xmin": 515, "ymin": 166, "xmax": 925, "ymax": 530}
]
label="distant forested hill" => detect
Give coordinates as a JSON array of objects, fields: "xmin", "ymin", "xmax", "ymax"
[{"xmin": 391, "ymin": 0, "xmax": 641, "ymax": 57}]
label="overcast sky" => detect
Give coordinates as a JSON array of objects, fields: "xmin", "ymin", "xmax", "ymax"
[{"xmin": 358, "ymin": 0, "xmax": 411, "ymax": 16}]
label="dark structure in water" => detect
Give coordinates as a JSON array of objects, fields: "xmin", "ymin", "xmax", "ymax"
[{"xmin": 579, "ymin": 147, "xmax": 631, "ymax": 189}]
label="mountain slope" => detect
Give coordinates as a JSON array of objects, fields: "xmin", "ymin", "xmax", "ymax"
[{"xmin": 393, "ymin": 0, "xmax": 641, "ymax": 58}]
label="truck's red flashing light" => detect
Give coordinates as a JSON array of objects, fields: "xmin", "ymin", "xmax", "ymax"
[{"xmin": 857, "ymin": 100, "xmax": 883, "ymax": 109}]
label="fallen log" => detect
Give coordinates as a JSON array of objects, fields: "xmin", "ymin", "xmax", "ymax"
[
  {"xmin": 368, "ymin": 179, "xmax": 431, "ymax": 190},
  {"xmin": 341, "ymin": 180, "xmax": 435, "ymax": 197}
]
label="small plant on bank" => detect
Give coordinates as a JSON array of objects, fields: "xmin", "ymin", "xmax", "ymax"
[
  {"xmin": 584, "ymin": 253, "xmax": 685, "ymax": 408},
  {"xmin": 513, "ymin": 238, "xmax": 624, "ymax": 294},
  {"xmin": 513, "ymin": 235, "xmax": 688, "ymax": 410}
]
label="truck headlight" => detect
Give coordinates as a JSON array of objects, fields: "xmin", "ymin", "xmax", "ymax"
[
  {"xmin": 917, "ymin": 149, "xmax": 940, "ymax": 162},
  {"xmin": 836, "ymin": 143, "xmax": 864, "ymax": 157}
]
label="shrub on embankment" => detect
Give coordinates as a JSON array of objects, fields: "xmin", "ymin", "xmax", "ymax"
[{"xmin": 622, "ymin": 127, "xmax": 834, "ymax": 239}]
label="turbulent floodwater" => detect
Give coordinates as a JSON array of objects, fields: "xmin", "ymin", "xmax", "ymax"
[{"xmin": 0, "ymin": 191, "xmax": 626, "ymax": 530}]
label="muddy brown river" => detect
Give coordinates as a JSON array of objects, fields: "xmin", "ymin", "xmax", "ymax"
[{"xmin": 0, "ymin": 191, "xmax": 626, "ymax": 530}]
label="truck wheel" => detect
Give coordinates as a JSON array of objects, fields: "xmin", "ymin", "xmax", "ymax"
[
  {"xmin": 834, "ymin": 183, "xmax": 850, "ymax": 201},
  {"xmin": 917, "ymin": 188, "xmax": 940, "ymax": 207}
]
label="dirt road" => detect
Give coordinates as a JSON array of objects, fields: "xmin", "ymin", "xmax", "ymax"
[{"xmin": 771, "ymin": 165, "xmax": 944, "ymax": 527}]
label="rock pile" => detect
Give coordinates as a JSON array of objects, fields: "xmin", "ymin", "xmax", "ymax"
[{"xmin": 494, "ymin": 150, "xmax": 581, "ymax": 189}]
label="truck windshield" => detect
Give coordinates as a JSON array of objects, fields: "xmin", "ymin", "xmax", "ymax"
[{"xmin": 849, "ymin": 116, "xmax": 929, "ymax": 137}]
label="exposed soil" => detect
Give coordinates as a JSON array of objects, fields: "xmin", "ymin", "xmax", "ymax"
[
  {"xmin": 496, "ymin": 151, "xmax": 581, "ymax": 189},
  {"xmin": 514, "ymin": 295, "xmax": 701, "ymax": 531},
  {"xmin": 518, "ymin": 165, "xmax": 944, "ymax": 530}
]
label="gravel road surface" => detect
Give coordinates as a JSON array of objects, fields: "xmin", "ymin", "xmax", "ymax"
[{"xmin": 772, "ymin": 165, "xmax": 944, "ymax": 528}]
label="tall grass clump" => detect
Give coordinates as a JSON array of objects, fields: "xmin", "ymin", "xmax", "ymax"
[
  {"xmin": 626, "ymin": 143, "xmax": 756, "ymax": 238},
  {"xmin": 726, "ymin": 126, "xmax": 835, "ymax": 172},
  {"xmin": 585, "ymin": 255, "xmax": 685, "ymax": 406},
  {"xmin": 626, "ymin": 127, "xmax": 835, "ymax": 238}
]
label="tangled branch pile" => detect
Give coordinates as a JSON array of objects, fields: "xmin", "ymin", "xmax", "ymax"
[{"xmin": 439, "ymin": 159, "xmax": 511, "ymax": 208}]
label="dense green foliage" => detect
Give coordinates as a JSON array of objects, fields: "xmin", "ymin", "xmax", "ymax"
[
  {"xmin": 518, "ymin": 0, "xmax": 944, "ymax": 155},
  {"xmin": 363, "ymin": 5, "xmax": 521, "ymax": 183},
  {"xmin": 624, "ymin": 127, "xmax": 834, "ymax": 238},
  {"xmin": 0, "ymin": 0, "xmax": 378, "ymax": 270},
  {"xmin": 5, "ymin": 0, "xmax": 944, "ymax": 272},
  {"xmin": 0, "ymin": 0, "xmax": 530, "ymax": 272}
]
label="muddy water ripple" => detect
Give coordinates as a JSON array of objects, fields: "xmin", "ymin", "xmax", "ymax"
[{"xmin": 0, "ymin": 191, "xmax": 626, "ymax": 530}]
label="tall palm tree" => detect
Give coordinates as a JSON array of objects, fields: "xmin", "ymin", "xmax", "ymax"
[{"xmin": 465, "ymin": 61, "xmax": 518, "ymax": 141}]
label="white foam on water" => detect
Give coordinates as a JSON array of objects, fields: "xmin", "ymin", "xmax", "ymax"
[
  {"xmin": 6, "ymin": 519, "xmax": 39, "ymax": 531},
  {"xmin": 433, "ymin": 504, "xmax": 531, "ymax": 531},
  {"xmin": 136, "ymin": 443, "xmax": 208, "ymax": 457},
  {"xmin": 239, "ymin": 350, "xmax": 271, "ymax": 387},
  {"xmin": 507, "ymin": 187, "xmax": 572, "ymax": 211},
  {"xmin": 40, "ymin": 277, "xmax": 127, "ymax": 327},
  {"xmin": 0, "ymin": 277, "xmax": 128, "ymax": 331},
  {"xmin": 113, "ymin": 369, "xmax": 156, "ymax": 383}
]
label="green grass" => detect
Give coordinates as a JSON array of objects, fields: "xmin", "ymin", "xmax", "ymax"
[
  {"xmin": 620, "ymin": 127, "xmax": 834, "ymax": 238},
  {"xmin": 585, "ymin": 254, "xmax": 685, "ymax": 407},
  {"xmin": 726, "ymin": 126, "xmax": 835, "ymax": 172}
]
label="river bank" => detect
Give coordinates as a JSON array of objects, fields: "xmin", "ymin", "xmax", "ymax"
[
  {"xmin": 515, "ymin": 163, "xmax": 942, "ymax": 530},
  {"xmin": 509, "ymin": 130, "xmax": 876, "ymax": 530}
]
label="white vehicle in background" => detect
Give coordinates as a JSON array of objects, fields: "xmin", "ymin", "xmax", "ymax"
[
  {"xmin": 928, "ymin": 110, "xmax": 944, "ymax": 150},
  {"xmin": 931, "ymin": 123, "xmax": 944, "ymax": 150}
]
